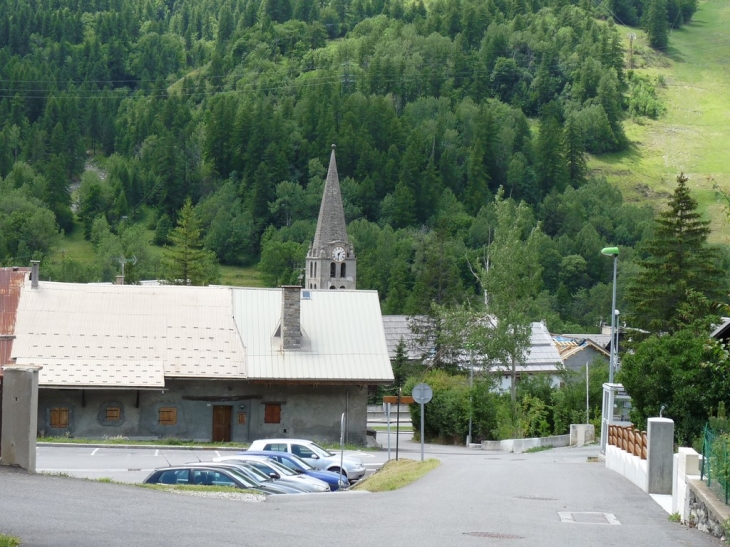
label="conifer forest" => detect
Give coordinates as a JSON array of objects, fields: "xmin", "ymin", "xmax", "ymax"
[{"xmin": 0, "ymin": 0, "xmax": 724, "ymax": 334}]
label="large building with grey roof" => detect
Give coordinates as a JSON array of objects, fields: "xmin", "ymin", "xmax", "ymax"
[{"xmin": 7, "ymin": 269, "xmax": 392, "ymax": 443}]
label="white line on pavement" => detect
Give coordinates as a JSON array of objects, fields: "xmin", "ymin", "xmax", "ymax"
[
  {"xmin": 91, "ymin": 448, "xmax": 99, "ymax": 456},
  {"xmin": 154, "ymin": 450, "xmax": 159, "ymax": 456}
]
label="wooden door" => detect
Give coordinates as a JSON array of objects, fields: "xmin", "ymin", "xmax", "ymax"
[{"xmin": 212, "ymin": 405, "xmax": 232, "ymax": 442}]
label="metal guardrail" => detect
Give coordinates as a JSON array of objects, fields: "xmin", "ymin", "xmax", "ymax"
[
  {"xmin": 701, "ymin": 424, "xmax": 730, "ymax": 505},
  {"xmin": 608, "ymin": 424, "xmax": 647, "ymax": 460}
]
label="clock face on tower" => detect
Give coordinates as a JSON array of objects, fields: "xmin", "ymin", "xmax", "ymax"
[{"xmin": 332, "ymin": 246, "xmax": 346, "ymax": 262}]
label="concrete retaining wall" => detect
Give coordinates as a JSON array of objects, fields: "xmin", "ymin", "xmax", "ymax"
[
  {"xmin": 482, "ymin": 434, "xmax": 570, "ymax": 453},
  {"xmin": 605, "ymin": 444, "xmax": 648, "ymax": 492}
]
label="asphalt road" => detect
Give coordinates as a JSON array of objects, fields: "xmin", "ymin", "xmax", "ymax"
[{"xmin": 1, "ymin": 439, "xmax": 723, "ymax": 547}]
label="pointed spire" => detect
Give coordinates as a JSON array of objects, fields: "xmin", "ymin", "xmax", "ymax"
[{"xmin": 310, "ymin": 144, "xmax": 349, "ymax": 257}]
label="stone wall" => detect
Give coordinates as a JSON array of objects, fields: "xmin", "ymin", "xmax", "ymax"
[
  {"xmin": 688, "ymin": 481, "xmax": 728, "ymax": 539},
  {"xmin": 36, "ymin": 380, "xmax": 368, "ymax": 444}
]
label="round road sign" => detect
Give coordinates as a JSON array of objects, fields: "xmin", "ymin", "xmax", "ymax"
[{"xmin": 412, "ymin": 383, "xmax": 433, "ymax": 404}]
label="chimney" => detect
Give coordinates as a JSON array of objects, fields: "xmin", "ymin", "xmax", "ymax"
[
  {"xmin": 281, "ymin": 285, "xmax": 302, "ymax": 350},
  {"xmin": 30, "ymin": 260, "xmax": 40, "ymax": 289},
  {"xmin": 115, "ymin": 275, "xmax": 125, "ymax": 285}
]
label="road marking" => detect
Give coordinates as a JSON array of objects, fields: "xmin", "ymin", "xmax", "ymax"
[
  {"xmin": 215, "ymin": 451, "xmax": 220, "ymax": 457},
  {"xmin": 91, "ymin": 448, "xmax": 99, "ymax": 456},
  {"xmin": 154, "ymin": 450, "xmax": 159, "ymax": 457}
]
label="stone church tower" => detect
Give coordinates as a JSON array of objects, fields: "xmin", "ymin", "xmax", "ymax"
[{"xmin": 305, "ymin": 145, "xmax": 356, "ymax": 290}]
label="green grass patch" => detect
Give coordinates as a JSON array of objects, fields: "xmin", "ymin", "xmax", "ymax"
[
  {"xmin": 219, "ymin": 265, "xmax": 265, "ymax": 287},
  {"xmin": 38, "ymin": 436, "xmax": 249, "ymax": 448},
  {"xmin": 0, "ymin": 534, "xmax": 21, "ymax": 547},
  {"xmin": 524, "ymin": 445, "xmax": 553, "ymax": 453},
  {"xmin": 588, "ymin": 0, "xmax": 730, "ymax": 242},
  {"xmin": 351, "ymin": 458, "xmax": 440, "ymax": 492}
]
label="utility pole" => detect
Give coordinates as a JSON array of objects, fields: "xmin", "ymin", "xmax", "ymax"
[
  {"xmin": 627, "ymin": 33, "xmax": 636, "ymax": 69},
  {"xmin": 114, "ymin": 255, "xmax": 137, "ymax": 284}
]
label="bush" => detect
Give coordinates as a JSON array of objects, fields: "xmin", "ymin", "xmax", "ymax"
[{"xmin": 406, "ymin": 370, "xmax": 498, "ymax": 444}]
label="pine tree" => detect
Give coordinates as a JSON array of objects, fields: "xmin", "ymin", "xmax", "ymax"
[
  {"xmin": 626, "ymin": 173, "xmax": 726, "ymax": 333},
  {"xmin": 161, "ymin": 198, "xmax": 220, "ymax": 286},
  {"xmin": 563, "ymin": 114, "xmax": 587, "ymax": 186},
  {"xmin": 645, "ymin": 0, "xmax": 669, "ymax": 50}
]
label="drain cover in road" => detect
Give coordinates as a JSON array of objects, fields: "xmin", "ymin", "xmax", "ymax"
[
  {"xmin": 558, "ymin": 512, "xmax": 620, "ymax": 525},
  {"xmin": 463, "ymin": 532, "xmax": 524, "ymax": 539}
]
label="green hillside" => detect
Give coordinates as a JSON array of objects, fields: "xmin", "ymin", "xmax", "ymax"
[
  {"xmin": 0, "ymin": 0, "xmax": 727, "ymax": 332},
  {"xmin": 589, "ymin": 0, "xmax": 730, "ymax": 240}
]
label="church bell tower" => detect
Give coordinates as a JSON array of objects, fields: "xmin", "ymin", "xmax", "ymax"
[{"xmin": 305, "ymin": 145, "xmax": 356, "ymax": 290}]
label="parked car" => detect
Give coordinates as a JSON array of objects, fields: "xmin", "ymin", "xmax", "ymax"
[
  {"xmin": 213, "ymin": 456, "xmax": 331, "ymax": 493},
  {"xmin": 243, "ymin": 450, "xmax": 350, "ymax": 491},
  {"xmin": 248, "ymin": 439, "xmax": 366, "ymax": 481},
  {"xmin": 202, "ymin": 462, "xmax": 307, "ymax": 494},
  {"xmin": 142, "ymin": 465, "xmax": 285, "ymax": 495}
]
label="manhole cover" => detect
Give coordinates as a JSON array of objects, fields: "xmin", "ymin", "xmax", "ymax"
[
  {"xmin": 517, "ymin": 495, "xmax": 557, "ymax": 501},
  {"xmin": 463, "ymin": 532, "xmax": 524, "ymax": 539},
  {"xmin": 558, "ymin": 512, "xmax": 620, "ymax": 525}
]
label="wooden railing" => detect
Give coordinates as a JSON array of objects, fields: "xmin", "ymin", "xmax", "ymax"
[{"xmin": 608, "ymin": 425, "xmax": 647, "ymax": 460}]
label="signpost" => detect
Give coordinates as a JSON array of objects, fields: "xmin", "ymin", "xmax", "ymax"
[
  {"xmin": 383, "ymin": 395, "xmax": 415, "ymax": 462},
  {"xmin": 339, "ymin": 412, "xmax": 345, "ymax": 487},
  {"xmin": 412, "ymin": 383, "xmax": 433, "ymax": 462}
]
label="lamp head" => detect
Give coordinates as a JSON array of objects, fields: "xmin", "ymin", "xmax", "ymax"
[{"xmin": 601, "ymin": 246, "xmax": 619, "ymax": 256}]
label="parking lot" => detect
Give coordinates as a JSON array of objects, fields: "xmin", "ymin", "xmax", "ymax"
[{"xmin": 1, "ymin": 436, "xmax": 723, "ymax": 547}]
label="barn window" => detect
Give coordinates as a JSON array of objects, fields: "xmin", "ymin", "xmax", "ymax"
[
  {"xmin": 50, "ymin": 408, "xmax": 69, "ymax": 428},
  {"xmin": 106, "ymin": 406, "xmax": 121, "ymax": 421},
  {"xmin": 264, "ymin": 403, "xmax": 281, "ymax": 424},
  {"xmin": 159, "ymin": 407, "xmax": 177, "ymax": 425}
]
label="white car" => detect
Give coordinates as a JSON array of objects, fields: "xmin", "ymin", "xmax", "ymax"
[
  {"xmin": 212, "ymin": 455, "xmax": 331, "ymax": 492},
  {"xmin": 248, "ymin": 438, "xmax": 367, "ymax": 481}
]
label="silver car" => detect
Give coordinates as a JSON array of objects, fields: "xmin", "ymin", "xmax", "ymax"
[
  {"xmin": 248, "ymin": 438, "xmax": 367, "ymax": 481},
  {"xmin": 213, "ymin": 456, "xmax": 331, "ymax": 492}
]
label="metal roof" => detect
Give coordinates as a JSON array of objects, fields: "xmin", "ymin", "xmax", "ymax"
[
  {"xmin": 560, "ymin": 333, "xmax": 612, "ymax": 349},
  {"xmin": 381, "ymin": 315, "xmax": 427, "ymax": 360},
  {"xmin": 11, "ymin": 282, "xmax": 245, "ymax": 387},
  {"xmin": 232, "ymin": 288, "xmax": 393, "ymax": 382},
  {"xmin": 0, "ymin": 267, "xmax": 30, "ymax": 375}
]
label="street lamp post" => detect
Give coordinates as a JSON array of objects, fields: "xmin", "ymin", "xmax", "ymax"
[{"xmin": 601, "ymin": 247, "xmax": 619, "ymax": 384}]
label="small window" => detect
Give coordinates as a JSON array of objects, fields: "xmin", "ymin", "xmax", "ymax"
[
  {"xmin": 330, "ymin": 262, "xmax": 336, "ymax": 278},
  {"xmin": 106, "ymin": 406, "xmax": 121, "ymax": 421},
  {"xmin": 50, "ymin": 407, "xmax": 69, "ymax": 428},
  {"xmin": 237, "ymin": 412, "xmax": 247, "ymax": 425},
  {"xmin": 314, "ymin": 262, "xmax": 317, "ymax": 277},
  {"xmin": 340, "ymin": 263, "xmax": 346, "ymax": 278},
  {"xmin": 264, "ymin": 403, "xmax": 281, "ymax": 424},
  {"xmin": 309, "ymin": 262, "xmax": 313, "ymax": 277},
  {"xmin": 264, "ymin": 443, "xmax": 288, "ymax": 452},
  {"xmin": 159, "ymin": 407, "xmax": 177, "ymax": 425}
]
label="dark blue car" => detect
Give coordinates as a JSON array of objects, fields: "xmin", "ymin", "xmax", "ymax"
[{"xmin": 243, "ymin": 450, "xmax": 350, "ymax": 491}]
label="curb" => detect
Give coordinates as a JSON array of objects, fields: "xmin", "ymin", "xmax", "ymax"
[{"xmin": 37, "ymin": 442, "xmax": 247, "ymax": 452}]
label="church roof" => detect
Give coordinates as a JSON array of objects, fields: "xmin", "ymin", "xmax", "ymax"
[{"xmin": 310, "ymin": 145, "xmax": 349, "ymax": 257}]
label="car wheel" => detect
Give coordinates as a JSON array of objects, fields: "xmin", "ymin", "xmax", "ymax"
[{"xmin": 330, "ymin": 467, "xmax": 347, "ymax": 479}]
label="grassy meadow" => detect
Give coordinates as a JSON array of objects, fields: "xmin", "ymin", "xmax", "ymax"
[{"xmin": 589, "ymin": 0, "xmax": 730, "ymax": 241}]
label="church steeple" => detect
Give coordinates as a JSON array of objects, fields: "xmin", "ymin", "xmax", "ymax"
[{"xmin": 305, "ymin": 145, "xmax": 356, "ymax": 290}]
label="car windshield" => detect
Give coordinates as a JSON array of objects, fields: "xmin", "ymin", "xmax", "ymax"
[
  {"xmin": 261, "ymin": 459, "xmax": 296, "ymax": 477},
  {"xmin": 223, "ymin": 467, "xmax": 258, "ymax": 487},
  {"xmin": 309, "ymin": 442, "xmax": 336, "ymax": 457},
  {"xmin": 285, "ymin": 453, "xmax": 315, "ymax": 471}
]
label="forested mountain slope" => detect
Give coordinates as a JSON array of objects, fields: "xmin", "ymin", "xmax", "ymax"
[{"xmin": 0, "ymin": 0, "xmax": 724, "ymax": 332}]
